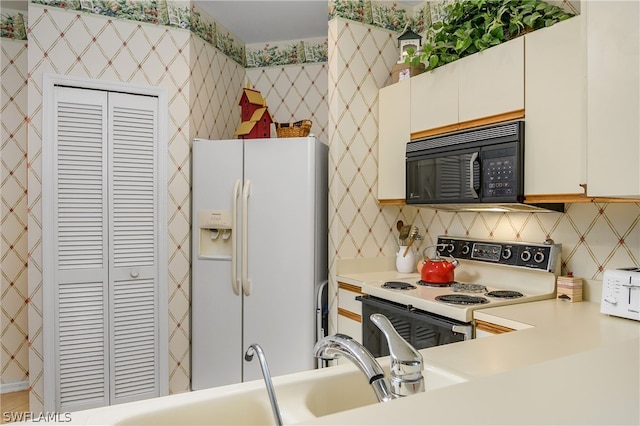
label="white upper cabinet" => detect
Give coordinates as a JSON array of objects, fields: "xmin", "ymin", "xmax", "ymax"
[
  {"xmin": 380, "ymin": 7, "xmax": 639, "ymax": 203},
  {"xmin": 586, "ymin": 1, "xmax": 640, "ymax": 198},
  {"xmin": 524, "ymin": 16, "xmax": 585, "ymax": 196},
  {"xmin": 458, "ymin": 36, "xmax": 524, "ymax": 123},
  {"xmin": 409, "ymin": 37, "xmax": 524, "ymax": 138},
  {"xmin": 410, "ymin": 61, "xmax": 459, "ymax": 135},
  {"xmin": 378, "ymin": 79, "xmax": 410, "ymax": 201}
]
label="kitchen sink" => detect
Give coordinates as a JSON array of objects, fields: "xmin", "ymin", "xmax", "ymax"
[
  {"xmin": 77, "ymin": 362, "xmax": 468, "ymax": 425},
  {"xmin": 304, "ymin": 364, "xmax": 469, "ymax": 418},
  {"xmin": 114, "ymin": 391, "xmax": 275, "ymax": 425}
]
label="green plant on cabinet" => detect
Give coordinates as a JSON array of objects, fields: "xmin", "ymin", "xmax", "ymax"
[{"xmin": 406, "ymin": 0, "xmax": 574, "ymax": 71}]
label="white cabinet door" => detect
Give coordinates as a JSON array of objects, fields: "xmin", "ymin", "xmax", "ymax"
[
  {"xmin": 586, "ymin": 1, "xmax": 640, "ymax": 198},
  {"xmin": 107, "ymin": 92, "xmax": 162, "ymax": 405},
  {"xmin": 54, "ymin": 87, "xmax": 110, "ymax": 411},
  {"xmin": 50, "ymin": 86, "xmax": 165, "ymax": 411},
  {"xmin": 378, "ymin": 79, "xmax": 410, "ymax": 201},
  {"xmin": 410, "ymin": 63, "xmax": 458, "ymax": 135},
  {"xmin": 524, "ymin": 16, "xmax": 585, "ymax": 196},
  {"xmin": 458, "ymin": 37, "xmax": 524, "ymax": 123},
  {"xmin": 337, "ymin": 284, "xmax": 362, "ymax": 344}
]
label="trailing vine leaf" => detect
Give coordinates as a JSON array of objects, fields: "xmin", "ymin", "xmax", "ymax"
[{"xmin": 405, "ymin": 0, "xmax": 575, "ymax": 71}]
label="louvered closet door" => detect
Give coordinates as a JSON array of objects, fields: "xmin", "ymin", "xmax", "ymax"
[
  {"xmin": 107, "ymin": 92, "xmax": 160, "ymax": 405},
  {"xmin": 53, "ymin": 87, "xmax": 161, "ymax": 411},
  {"xmin": 54, "ymin": 87, "xmax": 110, "ymax": 411}
]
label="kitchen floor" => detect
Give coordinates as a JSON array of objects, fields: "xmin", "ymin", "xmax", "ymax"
[{"xmin": 1, "ymin": 391, "xmax": 29, "ymax": 424}]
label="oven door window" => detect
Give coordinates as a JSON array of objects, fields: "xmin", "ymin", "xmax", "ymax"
[
  {"xmin": 406, "ymin": 149, "xmax": 480, "ymax": 204},
  {"xmin": 360, "ymin": 296, "xmax": 469, "ymax": 357}
]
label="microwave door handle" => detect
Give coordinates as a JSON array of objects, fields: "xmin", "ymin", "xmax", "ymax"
[{"xmin": 469, "ymin": 152, "xmax": 479, "ymax": 199}]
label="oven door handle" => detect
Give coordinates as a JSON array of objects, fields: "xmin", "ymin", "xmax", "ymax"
[
  {"xmin": 469, "ymin": 152, "xmax": 479, "ymax": 199},
  {"xmin": 452, "ymin": 324, "xmax": 474, "ymax": 340}
]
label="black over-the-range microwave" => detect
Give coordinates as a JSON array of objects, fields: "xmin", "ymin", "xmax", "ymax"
[{"xmin": 406, "ymin": 120, "xmax": 530, "ymax": 209}]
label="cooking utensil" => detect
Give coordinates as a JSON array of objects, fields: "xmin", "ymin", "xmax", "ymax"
[
  {"xmin": 420, "ymin": 246, "xmax": 459, "ymax": 284},
  {"xmin": 398, "ymin": 225, "xmax": 411, "ymax": 244},
  {"xmin": 402, "ymin": 226, "xmax": 419, "ymax": 257},
  {"xmin": 396, "ymin": 220, "xmax": 404, "ymax": 233}
]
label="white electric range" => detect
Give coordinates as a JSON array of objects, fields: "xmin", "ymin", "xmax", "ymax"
[{"xmin": 357, "ymin": 236, "xmax": 562, "ymax": 355}]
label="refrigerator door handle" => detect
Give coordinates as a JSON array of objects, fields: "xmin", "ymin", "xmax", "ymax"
[
  {"xmin": 231, "ymin": 179, "xmax": 241, "ymax": 296},
  {"xmin": 241, "ymin": 179, "xmax": 251, "ymax": 296}
]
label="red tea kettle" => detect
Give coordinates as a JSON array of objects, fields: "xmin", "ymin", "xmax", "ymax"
[{"xmin": 419, "ymin": 246, "xmax": 459, "ymax": 284}]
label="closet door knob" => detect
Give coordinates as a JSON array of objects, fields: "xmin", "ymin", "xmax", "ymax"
[{"xmin": 130, "ymin": 270, "xmax": 140, "ymax": 278}]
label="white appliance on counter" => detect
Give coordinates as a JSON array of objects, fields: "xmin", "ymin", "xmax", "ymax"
[
  {"xmin": 191, "ymin": 137, "xmax": 328, "ymax": 390},
  {"xmin": 358, "ymin": 236, "xmax": 562, "ymax": 356},
  {"xmin": 601, "ymin": 268, "xmax": 640, "ymax": 321}
]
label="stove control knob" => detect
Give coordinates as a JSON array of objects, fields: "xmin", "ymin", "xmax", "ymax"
[
  {"xmin": 533, "ymin": 251, "xmax": 545, "ymax": 264},
  {"xmin": 520, "ymin": 250, "xmax": 532, "ymax": 262},
  {"xmin": 446, "ymin": 244, "xmax": 455, "ymax": 254},
  {"xmin": 461, "ymin": 244, "xmax": 471, "ymax": 255},
  {"xmin": 604, "ymin": 296, "xmax": 617, "ymax": 305},
  {"xmin": 501, "ymin": 247, "xmax": 512, "ymax": 260}
]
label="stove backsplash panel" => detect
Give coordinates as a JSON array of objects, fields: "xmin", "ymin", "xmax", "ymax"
[{"xmin": 391, "ymin": 202, "xmax": 640, "ymax": 281}]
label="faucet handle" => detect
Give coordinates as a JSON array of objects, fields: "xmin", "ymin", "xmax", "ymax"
[
  {"xmin": 370, "ymin": 314, "xmax": 423, "ymax": 371},
  {"xmin": 370, "ymin": 313, "xmax": 424, "ymax": 398}
]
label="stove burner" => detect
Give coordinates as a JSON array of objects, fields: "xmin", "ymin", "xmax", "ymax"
[
  {"xmin": 435, "ymin": 294, "xmax": 489, "ymax": 305},
  {"xmin": 486, "ymin": 290, "xmax": 524, "ymax": 299},
  {"xmin": 452, "ymin": 283, "xmax": 487, "ymax": 293},
  {"xmin": 417, "ymin": 280, "xmax": 454, "ymax": 287},
  {"xmin": 382, "ymin": 281, "xmax": 416, "ymax": 290}
]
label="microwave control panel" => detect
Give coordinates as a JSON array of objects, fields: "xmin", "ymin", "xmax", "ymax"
[{"xmin": 481, "ymin": 143, "xmax": 519, "ymax": 199}]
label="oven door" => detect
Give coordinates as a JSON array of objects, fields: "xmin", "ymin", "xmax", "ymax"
[
  {"xmin": 406, "ymin": 148, "xmax": 481, "ymax": 205},
  {"xmin": 357, "ymin": 295, "xmax": 473, "ymax": 358}
]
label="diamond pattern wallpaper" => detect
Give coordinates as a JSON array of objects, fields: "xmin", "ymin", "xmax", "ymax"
[
  {"xmin": 2, "ymin": 0, "xmax": 639, "ymax": 415},
  {"xmin": 1, "ymin": 37, "xmax": 30, "ymax": 391},
  {"xmin": 246, "ymin": 63, "xmax": 328, "ymax": 144}
]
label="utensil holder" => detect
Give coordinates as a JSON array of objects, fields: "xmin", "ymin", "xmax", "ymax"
[{"xmin": 396, "ymin": 246, "xmax": 416, "ymax": 273}]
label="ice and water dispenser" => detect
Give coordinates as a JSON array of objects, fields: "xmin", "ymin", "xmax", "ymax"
[{"xmin": 197, "ymin": 210, "xmax": 233, "ymax": 258}]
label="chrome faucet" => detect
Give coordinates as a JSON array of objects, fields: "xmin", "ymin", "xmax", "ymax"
[
  {"xmin": 313, "ymin": 333, "xmax": 393, "ymax": 402},
  {"xmin": 313, "ymin": 314, "xmax": 424, "ymax": 402},
  {"xmin": 244, "ymin": 344, "xmax": 282, "ymax": 426}
]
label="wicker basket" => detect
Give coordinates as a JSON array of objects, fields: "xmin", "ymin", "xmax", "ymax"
[{"xmin": 275, "ymin": 119, "xmax": 312, "ymax": 138}]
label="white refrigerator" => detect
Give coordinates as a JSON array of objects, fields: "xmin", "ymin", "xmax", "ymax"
[{"xmin": 191, "ymin": 136, "xmax": 328, "ymax": 390}]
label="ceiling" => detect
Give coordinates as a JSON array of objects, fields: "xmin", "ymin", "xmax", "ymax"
[
  {"xmin": 193, "ymin": 1, "xmax": 330, "ymax": 44},
  {"xmin": 196, "ymin": 1, "xmax": 425, "ymax": 44}
]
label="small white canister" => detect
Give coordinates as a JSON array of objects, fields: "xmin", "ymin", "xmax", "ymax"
[{"xmin": 396, "ymin": 245, "xmax": 416, "ymax": 273}]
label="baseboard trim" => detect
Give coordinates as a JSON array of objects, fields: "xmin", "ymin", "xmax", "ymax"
[{"xmin": 0, "ymin": 380, "xmax": 29, "ymax": 394}]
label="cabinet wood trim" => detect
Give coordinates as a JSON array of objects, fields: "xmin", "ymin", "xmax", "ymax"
[
  {"xmin": 338, "ymin": 282, "xmax": 364, "ymax": 294},
  {"xmin": 475, "ymin": 319, "xmax": 514, "ymax": 335},
  {"xmin": 410, "ymin": 109, "xmax": 525, "ymax": 140},
  {"xmin": 378, "ymin": 199, "xmax": 406, "ymax": 206},
  {"xmin": 338, "ymin": 307, "xmax": 361, "ymax": 323},
  {"xmin": 525, "ymin": 194, "xmax": 640, "ymax": 204}
]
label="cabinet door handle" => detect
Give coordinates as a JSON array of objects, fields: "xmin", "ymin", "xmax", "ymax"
[{"xmin": 469, "ymin": 152, "xmax": 479, "ymax": 199}]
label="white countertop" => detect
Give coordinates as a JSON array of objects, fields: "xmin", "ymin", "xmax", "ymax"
[
  {"xmin": 56, "ymin": 267, "xmax": 639, "ymax": 425},
  {"xmin": 310, "ymin": 295, "xmax": 640, "ymax": 425}
]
